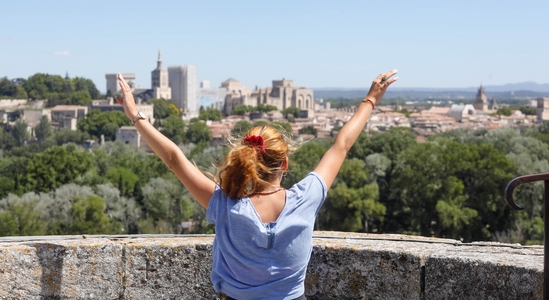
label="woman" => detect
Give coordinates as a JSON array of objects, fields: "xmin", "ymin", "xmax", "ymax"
[{"xmin": 115, "ymin": 69, "xmax": 398, "ymax": 300}]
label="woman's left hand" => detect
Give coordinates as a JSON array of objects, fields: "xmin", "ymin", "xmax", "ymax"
[{"xmin": 114, "ymin": 73, "xmax": 138, "ymax": 120}]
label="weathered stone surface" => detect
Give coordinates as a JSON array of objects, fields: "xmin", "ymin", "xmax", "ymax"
[
  {"xmin": 0, "ymin": 238, "xmax": 124, "ymax": 299},
  {"xmin": 424, "ymin": 244, "xmax": 544, "ymax": 300},
  {"xmin": 0, "ymin": 232, "xmax": 543, "ymax": 299},
  {"xmin": 123, "ymin": 236, "xmax": 217, "ymax": 300}
]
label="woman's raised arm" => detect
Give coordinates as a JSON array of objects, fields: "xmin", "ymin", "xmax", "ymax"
[
  {"xmin": 314, "ymin": 69, "xmax": 398, "ymax": 189},
  {"xmin": 115, "ymin": 73, "xmax": 216, "ymax": 208}
]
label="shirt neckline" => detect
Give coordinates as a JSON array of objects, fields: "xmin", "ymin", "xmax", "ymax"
[{"xmin": 246, "ymin": 189, "xmax": 288, "ymax": 226}]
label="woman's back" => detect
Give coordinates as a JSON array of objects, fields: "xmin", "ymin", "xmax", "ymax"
[{"xmin": 207, "ymin": 172, "xmax": 327, "ymax": 300}]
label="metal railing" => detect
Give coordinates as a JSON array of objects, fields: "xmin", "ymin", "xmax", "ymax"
[{"xmin": 505, "ymin": 172, "xmax": 549, "ymax": 300}]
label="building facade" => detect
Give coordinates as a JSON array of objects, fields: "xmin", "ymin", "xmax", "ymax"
[
  {"xmin": 50, "ymin": 105, "xmax": 88, "ymax": 130},
  {"xmin": 168, "ymin": 65, "xmax": 197, "ymax": 112},
  {"xmin": 537, "ymin": 97, "xmax": 549, "ymax": 123},
  {"xmin": 222, "ymin": 78, "xmax": 314, "ymax": 116},
  {"xmin": 151, "ymin": 51, "xmax": 171, "ymax": 100},
  {"xmin": 198, "ymin": 80, "xmax": 226, "ymax": 111},
  {"xmin": 474, "ymin": 85, "xmax": 488, "ymax": 111},
  {"xmin": 115, "ymin": 126, "xmax": 152, "ymax": 152}
]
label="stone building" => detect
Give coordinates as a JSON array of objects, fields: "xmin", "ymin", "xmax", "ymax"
[
  {"xmin": 151, "ymin": 51, "xmax": 171, "ymax": 100},
  {"xmin": 198, "ymin": 80, "xmax": 226, "ymax": 111},
  {"xmin": 448, "ymin": 104, "xmax": 476, "ymax": 122},
  {"xmin": 473, "ymin": 85, "xmax": 488, "ymax": 111},
  {"xmin": 168, "ymin": 65, "xmax": 197, "ymax": 112},
  {"xmin": 489, "ymin": 97, "xmax": 499, "ymax": 110},
  {"xmin": 112, "ymin": 52, "xmax": 172, "ymax": 104},
  {"xmin": 51, "ymin": 105, "xmax": 88, "ymax": 130},
  {"xmin": 105, "ymin": 73, "xmax": 136, "ymax": 95},
  {"xmin": 537, "ymin": 97, "xmax": 549, "ymax": 123},
  {"xmin": 222, "ymin": 78, "xmax": 254, "ymax": 116},
  {"xmin": 115, "ymin": 126, "xmax": 152, "ymax": 152},
  {"xmin": 223, "ymin": 78, "xmax": 314, "ymax": 116},
  {"xmin": 254, "ymin": 79, "xmax": 314, "ymax": 111}
]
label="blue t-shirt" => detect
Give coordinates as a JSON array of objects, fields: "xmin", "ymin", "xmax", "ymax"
[{"xmin": 206, "ymin": 172, "xmax": 327, "ymax": 300}]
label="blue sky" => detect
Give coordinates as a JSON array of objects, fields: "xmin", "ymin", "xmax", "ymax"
[{"xmin": 1, "ymin": 0, "xmax": 548, "ymax": 93}]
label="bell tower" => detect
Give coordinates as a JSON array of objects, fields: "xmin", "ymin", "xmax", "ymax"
[{"xmin": 151, "ymin": 51, "xmax": 171, "ymax": 99}]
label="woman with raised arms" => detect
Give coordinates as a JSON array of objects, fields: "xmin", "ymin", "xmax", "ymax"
[{"xmin": 115, "ymin": 69, "xmax": 398, "ymax": 300}]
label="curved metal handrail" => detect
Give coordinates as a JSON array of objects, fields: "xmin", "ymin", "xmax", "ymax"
[
  {"xmin": 504, "ymin": 172, "xmax": 549, "ymax": 300},
  {"xmin": 504, "ymin": 172, "xmax": 549, "ymax": 210}
]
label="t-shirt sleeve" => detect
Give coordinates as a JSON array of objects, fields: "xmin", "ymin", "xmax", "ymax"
[
  {"xmin": 206, "ymin": 185, "xmax": 223, "ymax": 224},
  {"xmin": 289, "ymin": 172, "xmax": 328, "ymax": 215}
]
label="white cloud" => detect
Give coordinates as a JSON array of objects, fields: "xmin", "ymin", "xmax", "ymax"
[{"xmin": 53, "ymin": 50, "xmax": 71, "ymax": 56}]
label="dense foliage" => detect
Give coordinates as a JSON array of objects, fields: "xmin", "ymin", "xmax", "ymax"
[
  {"xmin": 0, "ymin": 74, "xmax": 101, "ymax": 106},
  {"xmin": 2, "ymin": 106, "xmax": 549, "ymax": 244}
]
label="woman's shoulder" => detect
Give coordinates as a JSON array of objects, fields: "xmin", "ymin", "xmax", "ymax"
[{"xmin": 287, "ymin": 172, "xmax": 327, "ymax": 199}]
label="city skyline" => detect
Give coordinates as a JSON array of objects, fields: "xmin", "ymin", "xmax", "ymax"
[{"xmin": 1, "ymin": 0, "xmax": 548, "ymax": 93}]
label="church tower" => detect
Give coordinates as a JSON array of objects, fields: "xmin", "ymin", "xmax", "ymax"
[
  {"xmin": 151, "ymin": 51, "xmax": 171, "ymax": 99},
  {"xmin": 473, "ymin": 85, "xmax": 488, "ymax": 111},
  {"xmin": 538, "ymin": 97, "xmax": 549, "ymax": 123},
  {"xmin": 489, "ymin": 97, "xmax": 498, "ymax": 110}
]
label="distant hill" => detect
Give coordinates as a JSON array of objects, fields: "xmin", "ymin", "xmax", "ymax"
[{"xmin": 313, "ymin": 82, "xmax": 549, "ymax": 100}]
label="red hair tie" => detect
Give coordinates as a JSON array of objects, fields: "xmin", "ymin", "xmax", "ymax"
[{"xmin": 244, "ymin": 135, "xmax": 265, "ymax": 155}]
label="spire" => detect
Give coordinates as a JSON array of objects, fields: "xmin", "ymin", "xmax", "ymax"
[{"xmin": 156, "ymin": 50, "xmax": 162, "ymax": 70}]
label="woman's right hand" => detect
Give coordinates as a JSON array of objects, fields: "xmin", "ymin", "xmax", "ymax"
[
  {"xmin": 364, "ymin": 69, "xmax": 398, "ymax": 105},
  {"xmin": 114, "ymin": 73, "xmax": 139, "ymax": 120}
]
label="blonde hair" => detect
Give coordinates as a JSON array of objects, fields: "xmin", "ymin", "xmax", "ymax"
[{"xmin": 216, "ymin": 125, "xmax": 295, "ymax": 199}]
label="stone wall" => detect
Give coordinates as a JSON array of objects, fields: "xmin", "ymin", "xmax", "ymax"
[{"xmin": 0, "ymin": 232, "xmax": 543, "ymax": 299}]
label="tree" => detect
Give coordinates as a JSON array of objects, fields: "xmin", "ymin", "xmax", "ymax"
[
  {"xmin": 149, "ymin": 98, "xmax": 177, "ymax": 119},
  {"xmin": 69, "ymin": 195, "xmax": 120, "ymax": 234},
  {"xmin": 231, "ymin": 120, "xmax": 253, "ymax": 136},
  {"xmin": 256, "ymin": 104, "xmax": 278, "ymax": 113},
  {"xmin": 299, "ymin": 126, "xmax": 317, "ymax": 137},
  {"xmin": 317, "ymin": 159, "xmax": 384, "ymax": 232},
  {"xmin": 168, "ymin": 103, "xmax": 180, "ymax": 117},
  {"xmin": 34, "ymin": 116, "xmax": 52, "ymax": 142},
  {"xmin": 68, "ymin": 90, "xmax": 92, "ymax": 105},
  {"xmin": 271, "ymin": 122, "xmax": 293, "ymax": 136},
  {"xmin": 105, "ymin": 167, "xmax": 140, "ymax": 197},
  {"xmin": 160, "ymin": 115, "xmax": 186, "ymax": 144},
  {"xmin": 0, "ymin": 156, "xmax": 30, "ymax": 197},
  {"xmin": 199, "ymin": 107, "xmax": 222, "ymax": 121},
  {"xmin": 233, "ymin": 105, "xmax": 253, "ymax": 116},
  {"xmin": 73, "ymin": 77, "xmax": 101, "ymax": 99},
  {"xmin": 390, "ymin": 140, "xmax": 515, "ymax": 241},
  {"xmin": 140, "ymin": 177, "xmax": 194, "ymax": 233},
  {"xmin": 0, "ymin": 77, "xmax": 27, "ymax": 99},
  {"xmin": 0, "ymin": 193, "xmax": 44, "ymax": 236},
  {"xmin": 95, "ymin": 183, "xmax": 142, "ymax": 234},
  {"xmin": 52, "ymin": 128, "xmax": 90, "ymax": 146},
  {"xmin": 11, "ymin": 118, "xmax": 30, "ymax": 146},
  {"xmin": 495, "ymin": 107, "xmax": 512, "ymax": 116},
  {"xmin": 0, "ymin": 127, "xmax": 17, "ymax": 150},
  {"xmin": 517, "ymin": 106, "xmax": 537, "ymax": 115},
  {"xmin": 24, "ymin": 145, "xmax": 93, "ymax": 193},
  {"xmin": 282, "ymin": 107, "xmax": 301, "ymax": 120},
  {"xmin": 185, "ymin": 121, "xmax": 212, "ymax": 145},
  {"xmin": 77, "ymin": 109, "xmax": 130, "ymax": 141}
]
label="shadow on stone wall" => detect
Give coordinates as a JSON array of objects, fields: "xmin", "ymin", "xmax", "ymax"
[{"xmin": 29, "ymin": 243, "xmax": 66, "ymax": 300}]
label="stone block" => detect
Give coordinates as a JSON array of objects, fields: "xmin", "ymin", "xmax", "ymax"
[
  {"xmin": 306, "ymin": 233, "xmax": 425, "ymax": 299},
  {"xmin": 424, "ymin": 245, "xmax": 544, "ymax": 300},
  {"xmin": 123, "ymin": 236, "xmax": 217, "ymax": 299},
  {"xmin": 0, "ymin": 238, "xmax": 123, "ymax": 299}
]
